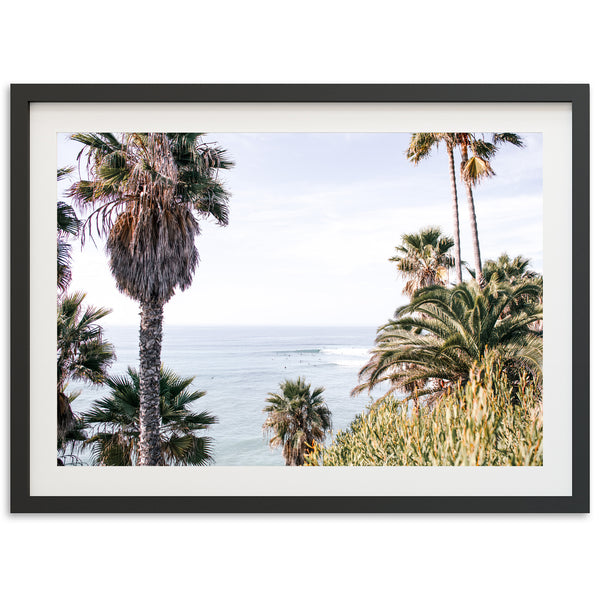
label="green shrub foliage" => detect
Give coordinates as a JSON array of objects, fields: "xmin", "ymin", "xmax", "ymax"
[{"xmin": 307, "ymin": 351, "xmax": 542, "ymax": 466}]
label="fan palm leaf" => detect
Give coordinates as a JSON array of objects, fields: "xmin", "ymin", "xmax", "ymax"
[
  {"xmin": 57, "ymin": 292, "xmax": 114, "ymax": 441},
  {"xmin": 83, "ymin": 366, "xmax": 216, "ymax": 466},
  {"xmin": 69, "ymin": 132, "xmax": 232, "ymax": 465},
  {"xmin": 263, "ymin": 377, "xmax": 332, "ymax": 466},
  {"xmin": 389, "ymin": 227, "xmax": 455, "ymax": 296},
  {"xmin": 406, "ymin": 133, "xmax": 464, "ymax": 283},
  {"xmin": 57, "ymin": 167, "xmax": 81, "ymax": 292}
]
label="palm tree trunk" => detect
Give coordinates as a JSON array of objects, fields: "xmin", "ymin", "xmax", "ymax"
[
  {"xmin": 446, "ymin": 140, "xmax": 462, "ymax": 284},
  {"xmin": 57, "ymin": 389, "xmax": 74, "ymax": 434},
  {"xmin": 138, "ymin": 300, "xmax": 164, "ymax": 465},
  {"xmin": 460, "ymin": 145, "xmax": 484, "ymax": 285}
]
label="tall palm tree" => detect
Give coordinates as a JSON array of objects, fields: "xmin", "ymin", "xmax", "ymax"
[
  {"xmin": 69, "ymin": 133, "xmax": 232, "ymax": 465},
  {"xmin": 353, "ymin": 279, "xmax": 543, "ymax": 403},
  {"xmin": 406, "ymin": 133, "xmax": 463, "ymax": 283},
  {"xmin": 57, "ymin": 167, "xmax": 80, "ymax": 293},
  {"xmin": 83, "ymin": 366, "xmax": 216, "ymax": 466},
  {"xmin": 456, "ymin": 133, "xmax": 525, "ymax": 284},
  {"xmin": 57, "ymin": 292, "xmax": 114, "ymax": 440},
  {"xmin": 263, "ymin": 377, "xmax": 332, "ymax": 466},
  {"xmin": 389, "ymin": 227, "xmax": 455, "ymax": 296}
]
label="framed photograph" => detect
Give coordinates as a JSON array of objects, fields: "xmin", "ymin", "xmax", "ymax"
[{"xmin": 11, "ymin": 84, "xmax": 589, "ymax": 513}]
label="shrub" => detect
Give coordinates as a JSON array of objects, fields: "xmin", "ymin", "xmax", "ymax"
[{"xmin": 306, "ymin": 351, "xmax": 542, "ymax": 466}]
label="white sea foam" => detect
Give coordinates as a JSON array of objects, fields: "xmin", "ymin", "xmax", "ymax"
[
  {"xmin": 320, "ymin": 347, "xmax": 370, "ymax": 357},
  {"xmin": 68, "ymin": 325, "xmax": 378, "ymax": 466},
  {"xmin": 330, "ymin": 358, "xmax": 366, "ymax": 368}
]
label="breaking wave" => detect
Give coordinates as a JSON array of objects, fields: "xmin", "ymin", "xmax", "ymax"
[{"xmin": 275, "ymin": 346, "xmax": 369, "ymax": 357}]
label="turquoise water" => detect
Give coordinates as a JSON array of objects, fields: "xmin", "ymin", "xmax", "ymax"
[{"xmin": 68, "ymin": 325, "xmax": 382, "ymax": 465}]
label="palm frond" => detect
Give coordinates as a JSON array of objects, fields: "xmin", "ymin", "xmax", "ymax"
[
  {"xmin": 389, "ymin": 227, "xmax": 455, "ymax": 295},
  {"xmin": 263, "ymin": 377, "xmax": 332, "ymax": 465},
  {"xmin": 82, "ymin": 366, "xmax": 216, "ymax": 466},
  {"xmin": 492, "ymin": 133, "xmax": 525, "ymax": 148},
  {"xmin": 354, "ymin": 279, "xmax": 543, "ymax": 401},
  {"xmin": 461, "ymin": 155, "xmax": 495, "ymax": 184},
  {"xmin": 68, "ymin": 132, "xmax": 233, "ymax": 304}
]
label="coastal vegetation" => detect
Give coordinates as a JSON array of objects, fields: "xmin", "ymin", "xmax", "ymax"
[
  {"xmin": 308, "ymin": 131, "xmax": 543, "ymax": 466},
  {"xmin": 407, "ymin": 133, "xmax": 524, "ymax": 283},
  {"xmin": 263, "ymin": 378, "xmax": 332, "ymax": 465},
  {"xmin": 82, "ymin": 367, "xmax": 216, "ymax": 466},
  {"xmin": 68, "ymin": 133, "xmax": 232, "ymax": 465},
  {"xmin": 57, "ymin": 131, "xmax": 541, "ymax": 468},
  {"xmin": 406, "ymin": 133, "xmax": 464, "ymax": 282},
  {"xmin": 56, "ymin": 167, "xmax": 114, "ymax": 453},
  {"xmin": 353, "ymin": 278, "xmax": 543, "ymax": 403},
  {"xmin": 474, "ymin": 253, "xmax": 543, "ymax": 290},
  {"xmin": 57, "ymin": 166, "xmax": 81, "ymax": 293},
  {"xmin": 457, "ymin": 132, "xmax": 524, "ymax": 284},
  {"xmin": 389, "ymin": 227, "xmax": 455, "ymax": 294},
  {"xmin": 306, "ymin": 351, "xmax": 542, "ymax": 466},
  {"xmin": 57, "ymin": 292, "xmax": 114, "ymax": 443}
]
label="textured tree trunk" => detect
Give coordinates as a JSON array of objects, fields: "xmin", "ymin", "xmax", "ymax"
[
  {"xmin": 138, "ymin": 300, "xmax": 164, "ymax": 466},
  {"xmin": 460, "ymin": 144, "xmax": 484, "ymax": 285},
  {"xmin": 446, "ymin": 140, "xmax": 462, "ymax": 284}
]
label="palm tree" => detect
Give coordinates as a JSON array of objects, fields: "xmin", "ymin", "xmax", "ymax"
[
  {"xmin": 69, "ymin": 133, "xmax": 232, "ymax": 465},
  {"xmin": 83, "ymin": 366, "xmax": 216, "ymax": 466},
  {"xmin": 57, "ymin": 167, "xmax": 80, "ymax": 293},
  {"xmin": 472, "ymin": 254, "xmax": 543, "ymax": 325},
  {"xmin": 406, "ymin": 133, "xmax": 463, "ymax": 283},
  {"xmin": 263, "ymin": 377, "xmax": 332, "ymax": 466},
  {"xmin": 57, "ymin": 413, "xmax": 88, "ymax": 465},
  {"xmin": 57, "ymin": 292, "xmax": 114, "ymax": 440},
  {"xmin": 353, "ymin": 279, "xmax": 543, "ymax": 403},
  {"xmin": 478, "ymin": 253, "xmax": 539, "ymax": 285},
  {"xmin": 389, "ymin": 227, "xmax": 455, "ymax": 296},
  {"xmin": 456, "ymin": 133, "xmax": 525, "ymax": 284}
]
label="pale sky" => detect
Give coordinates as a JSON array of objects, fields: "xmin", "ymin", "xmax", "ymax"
[{"xmin": 58, "ymin": 132, "xmax": 543, "ymax": 327}]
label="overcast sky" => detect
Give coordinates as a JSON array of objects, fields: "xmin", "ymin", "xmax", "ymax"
[{"xmin": 58, "ymin": 132, "xmax": 543, "ymax": 327}]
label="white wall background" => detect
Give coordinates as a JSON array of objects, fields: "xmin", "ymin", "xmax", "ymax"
[{"xmin": 1, "ymin": 2, "xmax": 596, "ymax": 598}]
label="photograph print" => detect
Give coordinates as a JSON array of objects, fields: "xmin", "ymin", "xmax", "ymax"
[{"xmin": 56, "ymin": 131, "xmax": 543, "ymax": 468}]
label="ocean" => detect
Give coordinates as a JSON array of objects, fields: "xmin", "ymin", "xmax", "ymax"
[{"xmin": 69, "ymin": 325, "xmax": 382, "ymax": 466}]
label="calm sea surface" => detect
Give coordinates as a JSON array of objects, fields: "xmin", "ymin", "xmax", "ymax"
[{"xmin": 69, "ymin": 325, "xmax": 382, "ymax": 466}]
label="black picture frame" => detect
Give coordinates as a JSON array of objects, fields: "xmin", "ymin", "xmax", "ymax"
[{"xmin": 11, "ymin": 84, "xmax": 590, "ymax": 513}]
